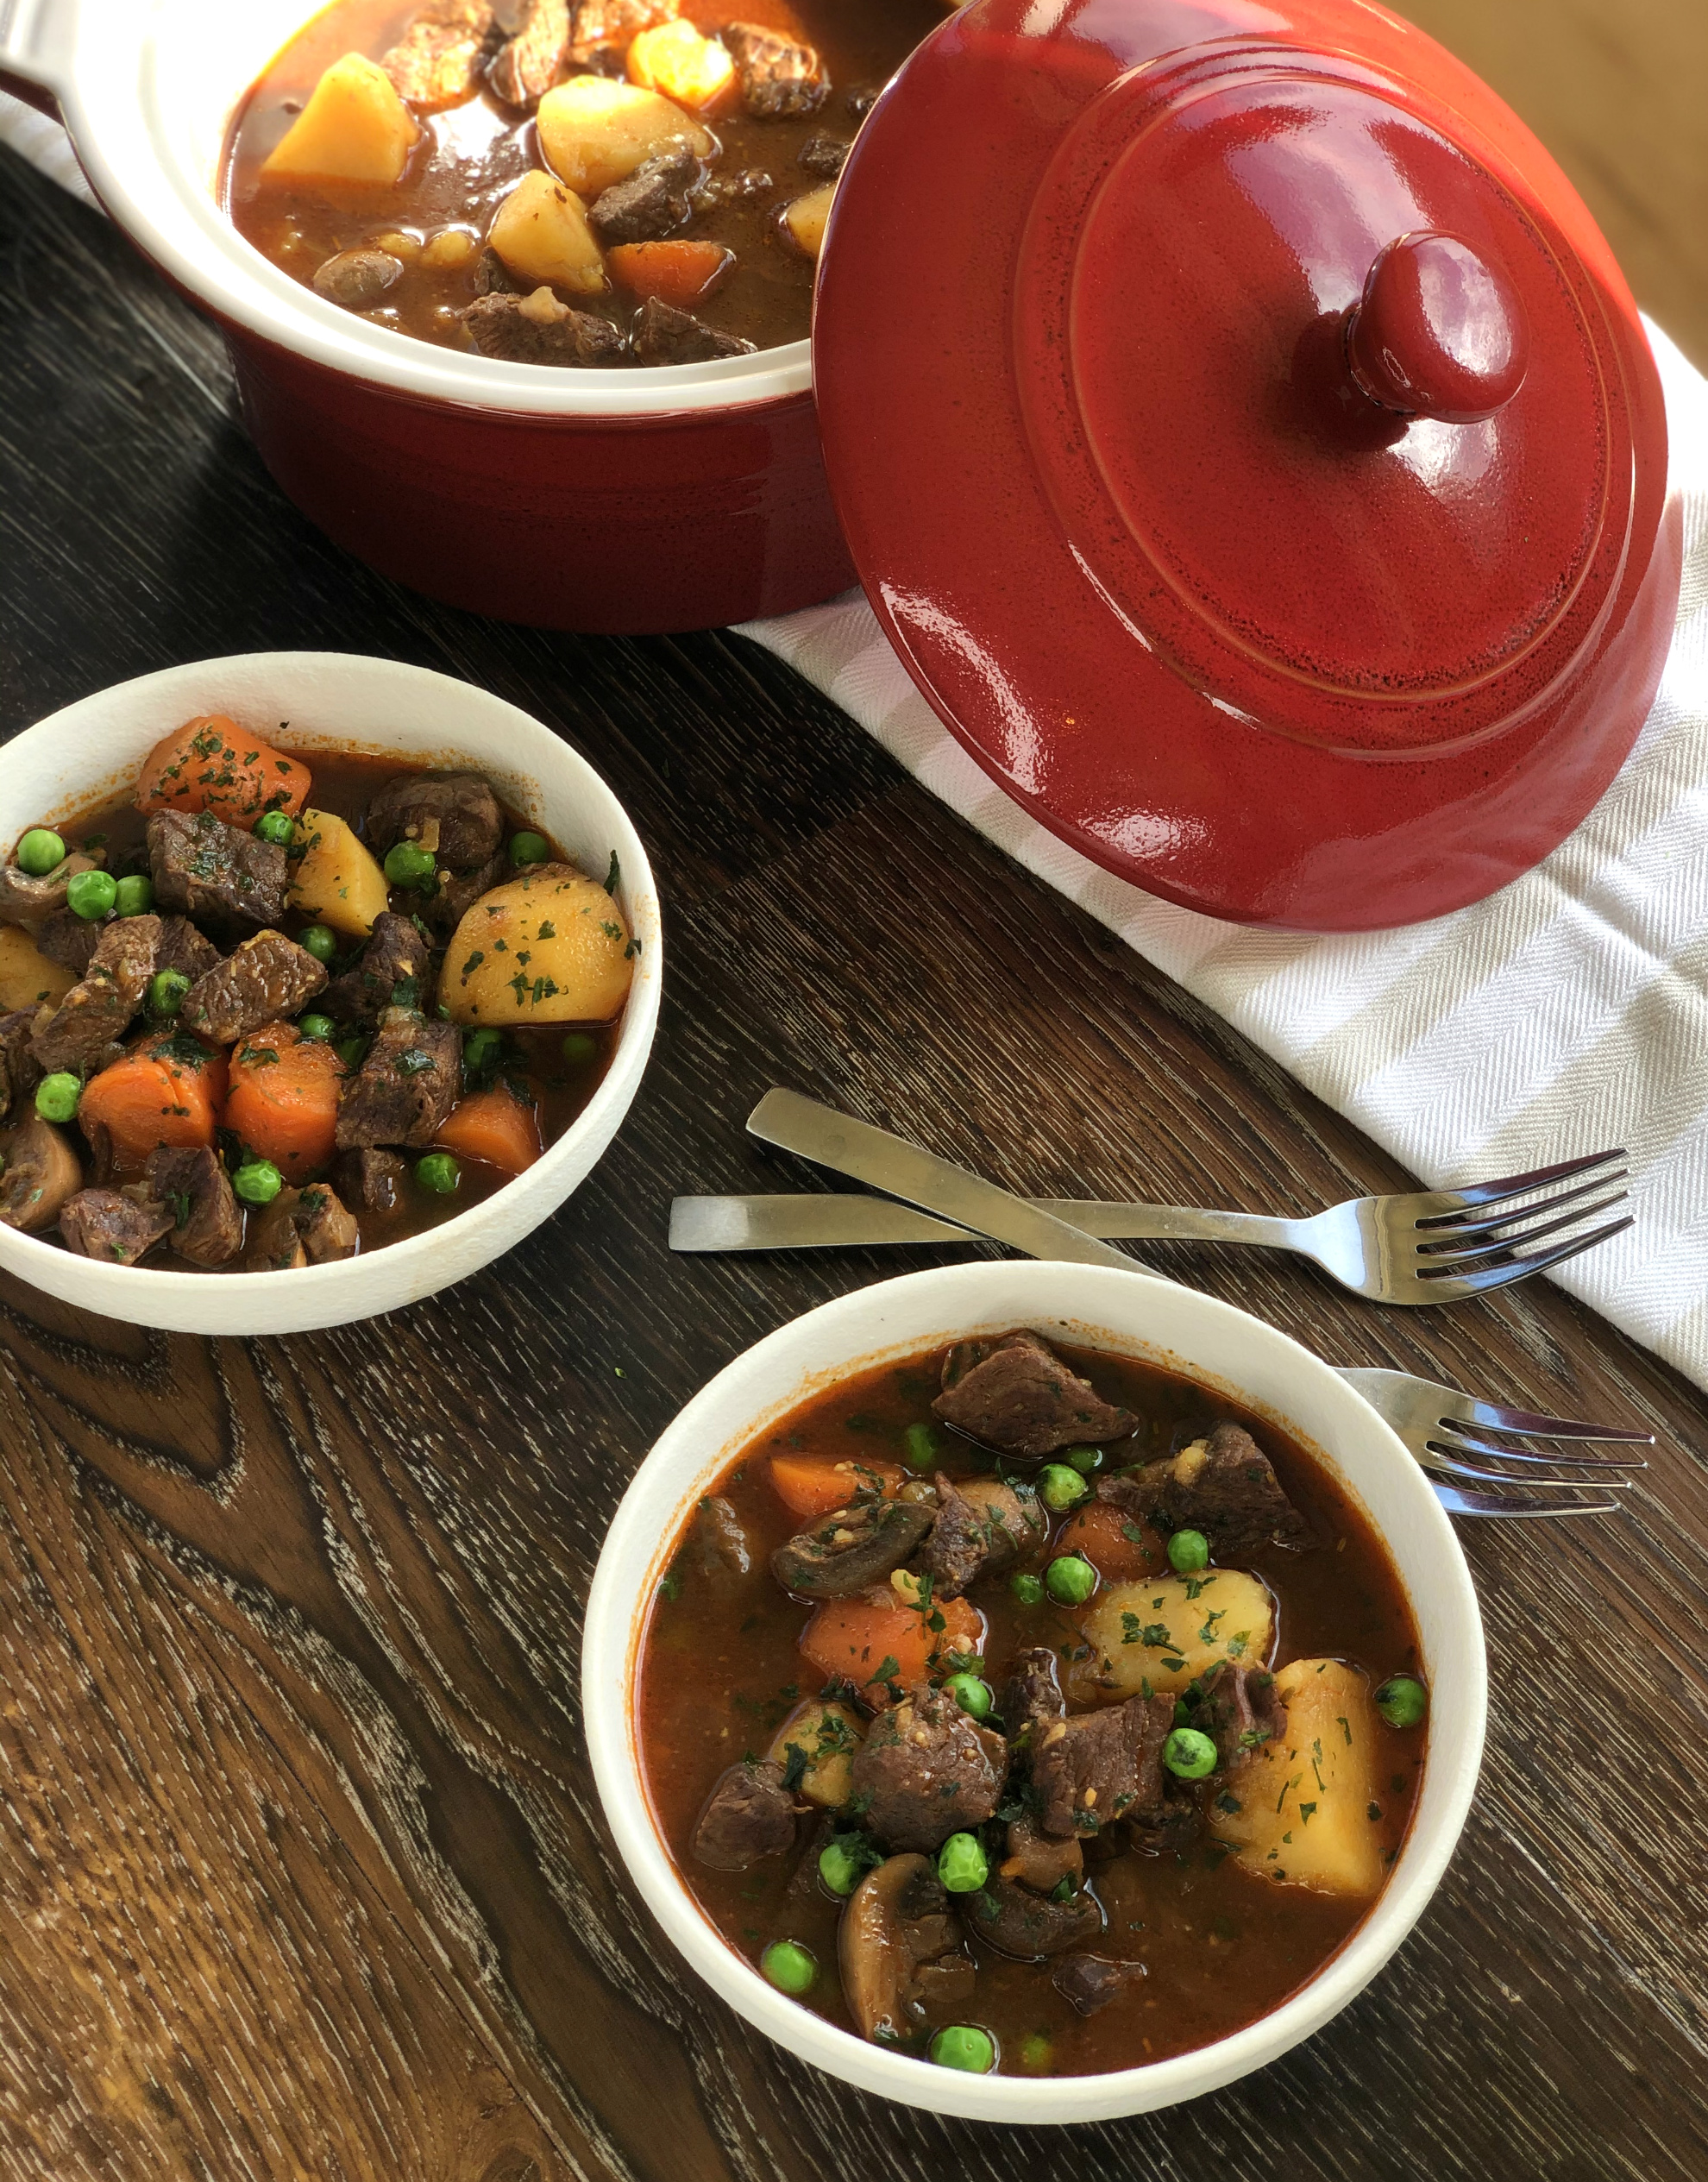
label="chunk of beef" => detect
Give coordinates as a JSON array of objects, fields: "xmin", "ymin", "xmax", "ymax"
[
  {"xmin": 422, "ymin": 852, "xmax": 504, "ymax": 935},
  {"xmin": 1030, "ymin": 1692, "xmax": 1174, "ymax": 1838},
  {"xmin": 1127, "ymin": 1781, "xmax": 1203, "ymax": 1856},
  {"xmin": 334, "ymin": 1146, "xmax": 408, "ymax": 1215},
  {"xmin": 35, "ymin": 908, "xmax": 102, "ymax": 977},
  {"xmin": 148, "ymin": 810, "xmax": 289, "ymax": 932},
  {"xmin": 0, "ymin": 1009, "xmax": 41, "ymax": 1125},
  {"xmin": 932, "ymin": 1329, "xmax": 1137, "ymax": 1458},
  {"xmin": 587, "ymin": 141, "xmax": 704, "ymax": 244},
  {"xmin": 59, "ymin": 1185, "xmax": 173, "ymax": 1267},
  {"xmin": 999, "ymin": 1644, "xmax": 1065, "ymax": 1741},
  {"xmin": 1185, "ymin": 1662, "xmax": 1287, "ymax": 1774},
  {"xmin": 1000, "ymin": 1812, "xmax": 1083, "ymax": 1895},
  {"xmin": 566, "ymin": 0, "xmax": 677, "ymax": 67},
  {"xmin": 474, "ymin": 245, "xmax": 525, "ymax": 296},
  {"xmin": 313, "ymin": 248, "xmax": 405, "ymax": 310},
  {"xmin": 488, "ymin": 0, "xmax": 570, "ymax": 104},
  {"xmin": 383, "ymin": 0, "xmax": 500, "ymax": 107},
  {"xmin": 920, "ymin": 1473, "xmax": 1044, "ymax": 1598},
  {"xmin": 964, "ymin": 1871, "xmax": 1102, "ymax": 1960},
  {"xmin": 181, "ymin": 930, "xmax": 327, "ymax": 1045},
  {"xmin": 246, "ymin": 1183, "xmax": 361, "ymax": 1271},
  {"xmin": 30, "ymin": 915, "xmax": 160, "ymax": 1075},
  {"xmin": 770, "ymin": 1495, "xmax": 933, "ymax": 1598},
  {"xmin": 848, "ymin": 1683, "xmax": 1007, "ymax": 1853},
  {"xmin": 0, "ymin": 1116, "xmax": 83, "ymax": 1232},
  {"xmin": 335, "ymin": 1008, "xmax": 462, "ymax": 1150},
  {"xmin": 1098, "ymin": 1422, "xmax": 1309, "ymax": 1556},
  {"xmin": 1052, "ymin": 1953, "xmax": 1147, "ymax": 2016},
  {"xmin": 694, "ymin": 1494, "xmax": 752, "ymax": 1578},
  {"xmin": 144, "ymin": 1146, "xmax": 243, "ymax": 1267},
  {"xmin": 631, "ymin": 297, "xmax": 757, "ymax": 366},
  {"xmin": 691, "ymin": 1758, "xmax": 797, "ymax": 1870},
  {"xmin": 321, "ymin": 911, "xmax": 437, "ymax": 1029},
  {"xmin": 692, "ymin": 166, "xmax": 772, "ymax": 207},
  {"xmin": 723, "ymin": 22, "xmax": 826, "ymax": 116},
  {"xmin": 462, "ymin": 290, "xmax": 629, "ymax": 366},
  {"xmin": 156, "ymin": 916, "xmax": 223, "ymax": 984},
  {"xmin": 797, "ymin": 132, "xmax": 848, "ymax": 176},
  {"xmin": 0, "ymin": 851, "xmax": 104, "ymax": 930},
  {"xmin": 366, "ymin": 772, "xmax": 504, "ymax": 874}
]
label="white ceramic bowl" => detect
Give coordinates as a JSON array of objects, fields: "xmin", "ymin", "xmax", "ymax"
[
  {"xmin": 0, "ymin": 651, "xmax": 661, "ymax": 1335},
  {"xmin": 583, "ymin": 1261, "xmax": 1486, "ymax": 2122}
]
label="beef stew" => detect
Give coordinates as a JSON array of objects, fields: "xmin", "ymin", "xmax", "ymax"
[{"xmin": 637, "ymin": 1330, "xmax": 1429, "ymax": 2078}]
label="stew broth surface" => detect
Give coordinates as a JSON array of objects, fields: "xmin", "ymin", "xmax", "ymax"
[{"xmin": 637, "ymin": 1341, "xmax": 1427, "ymax": 2076}]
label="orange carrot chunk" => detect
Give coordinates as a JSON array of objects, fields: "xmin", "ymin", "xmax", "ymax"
[
  {"xmin": 135, "ymin": 714, "xmax": 312, "ymax": 829},
  {"xmin": 769, "ymin": 1454, "xmax": 903, "ymax": 1519},
  {"xmin": 78, "ymin": 1031, "xmax": 228, "ymax": 1174},
  {"xmin": 606, "ymin": 240, "xmax": 734, "ymax": 308},
  {"xmin": 432, "ymin": 1084, "xmax": 543, "ymax": 1176},
  {"xmin": 800, "ymin": 1591, "xmax": 983, "ymax": 1707},
  {"xmin": 1052, "ymin": 1499, "xmax": 1166, "ymax": 1583},
  {"xmin": 225, "ymin": 1023, "xmax": 346, "ymax": 1183}
]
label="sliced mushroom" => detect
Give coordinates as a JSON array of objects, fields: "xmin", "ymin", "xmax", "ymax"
[
  {"xmin": 920, "ymin": 1472, "xmax": 1045, "ymax": 1597},
  {"xmin": 839, "ymin": 1852, "xmax": 974, "ymax": 2046},
  {"xmin": 769, "ymin": 1495, "xmax": 934, "ymax": 1599},
  {"xmin": 0, "ymin": 851, "xmax": 104, "ymax": 930},
  {"xmin": 962, "ymin": 1871, "xmax": 1103, "ymax": 1959},
  {"xmin": 0, "ymin": 1115, "xmax": 84, "ymax": 1233}
]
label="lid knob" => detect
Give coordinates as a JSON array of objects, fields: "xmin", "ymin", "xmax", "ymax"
[{"xmin": 1346, "ymin": 232, "xmax": 1529, "ymax": 424}]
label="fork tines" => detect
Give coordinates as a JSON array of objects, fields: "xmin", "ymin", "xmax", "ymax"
[{"xmin": 1411, "ymin": 1147, "xmax": 1631, "ymax": 1290}]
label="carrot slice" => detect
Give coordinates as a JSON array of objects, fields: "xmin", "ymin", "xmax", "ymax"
[
  {"xmin": 135, "ymin": 715, "xmax": 312, "ymax": 829},
  {"xmin": 78, "ymin": 1030, "xmax": 228, "ymax": 1174},
  {"xmin": 606, "ymin": 240, "xmax": 734, "ymax": 308},
  {"xmin": 1052, "ymin": 1499, "xmax": 1166, "ymax": 1583},
  {"xmin": 432, "ymin": 1084, "xmax": 543, "ymax": 1176},
  {"xmin": 225, "ymin": 1023, "xmax": 347, "ymax": 1183},
  {"xmin": 769, "ymin": 1454, "xmax": 903, "ymax": 1519},
  {"xmin": 801, "ymin": 1590, "xmax": 983, "ymax": 1707}
]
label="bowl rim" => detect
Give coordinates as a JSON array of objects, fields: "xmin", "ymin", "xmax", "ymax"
[
  {"xmin": 581, "ymin": 1261, "xmax": 1488, "ymax": 2122},
  {"xmin": 0, "ymin": 650, "xmax": 662, "ymax": 1328}
]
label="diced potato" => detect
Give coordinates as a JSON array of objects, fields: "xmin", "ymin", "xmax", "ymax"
[
  {"xmin": 1070, "ymin": 1570, "xmax": 1274, "ymax": 1701},
  {"xmin": 766, "ymin": 1700, "xmax": 864, "ymax": 1808},
  {"xmin": 260, "ymin": 53, "xmax": 419, "ymax": 188},
  {"xmin": 422, "ymin": 226, "xmax": 479, "ymax": 269},
  {"xmin": 0, "ymin": 924, "xmax": 76, "ymax": 1013},
  {"xmin": 537, "ymin": 77, "xmax": 714, "ymax": 198},
  {"xmin": 443, "ymin": 865, "xmax": 635, "ymax": 1026},
  {"xmin": 487, "ymin": 171, "xmax": 606, "ymax": 296},
  {"xmin": 782, "ymin": 180, "xmax": 836, "ymax": 261},
  {"xmin": 1209, "ymin": 1658, "xmax": 1386, "ymax": 1896},
  {"xmin": 286, "ymin": 808, "xmax": 389, "ymax": 938},
  {"xmin": 626, "ymin": 19, "xmax": 735, "ymax": 110}
]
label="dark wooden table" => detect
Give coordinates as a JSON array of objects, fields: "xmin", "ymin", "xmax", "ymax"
[{"xmin": 3, "ymin": 121, "xmax": 1706, "ymax": 2182}]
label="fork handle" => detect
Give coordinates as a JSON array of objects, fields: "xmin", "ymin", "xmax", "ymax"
[{"xmin": 1031, "ymin": 1200, "xmax": 1303, "ymax": 1248}]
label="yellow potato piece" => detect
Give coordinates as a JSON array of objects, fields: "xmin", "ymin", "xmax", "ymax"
[
  {"xmin": 766, "ymin": 1700, "xmax": 863, "ymax": 1809},
  {"xmin": 0, "ymin": 924, "xmax": 76, "ymax": 1013},
  {"xmin": 443, "ymin": 864, "xmax": 635, "ymax": 1026},
  {"xmin": 1210, "ymin": 1658, "xmax": 1387, "ymax": 1896},
  {"xmin": 626, "ymin": 20, "xmax": 735, "ymax": 110},
  {"xmin": 1071, "ymin": 1569, "xmax": 1274, "ymax": 1701},
  {"xmin": 488, "ymin": 171, "xmax": 606, "ymax": 296},
  {"xmin": 782, "ymin": 180, "xmax": 836, "ymax": 261},
  {"xmin": 261, "ymin": 53, "xmax": 420, "ymax": 188},
  {"xmin": 287, "ymin": 808, "xmax": 390, "ymax": 938},
  {"xmin": 537, "ymin": 77, "xmax": 713, "ymax": 198}
]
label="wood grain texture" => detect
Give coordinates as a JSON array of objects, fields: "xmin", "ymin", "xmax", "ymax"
[{"xmin": 2, "ymin": 79, "xmax": 1707, "ymax": 2182}]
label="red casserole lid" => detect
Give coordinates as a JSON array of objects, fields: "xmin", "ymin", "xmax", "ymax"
[{"xmin": 813, "ymin": 0, "xmax": 1680, "ymax": 929}]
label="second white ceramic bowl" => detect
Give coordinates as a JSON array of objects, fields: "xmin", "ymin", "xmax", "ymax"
[
  {"xmin": 583, "ymin": 1261, "xmax": 1486, "ymax": 2122},
  {"xmin": 0, "ymin": 651, "xmax": 661, "ymax": 1335}
]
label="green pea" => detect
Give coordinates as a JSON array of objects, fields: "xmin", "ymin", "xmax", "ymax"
[
  {"xmin": 1018, "ymin": 2032, "xmax": 1053, "ymax": 2072},
  {"xmin": 817, "ymin": 1837, "xmax": 870, "ymax": 1897},
  {"xmin": 1167, "ymin": 1528, "xmax": 1210, "ymax": 1575},
  {"xmin": 759, "ymin": 1940, "xmax": 816, "ymax": 1996},
  {"xmin": 384, "ymin": 841, "xmax": 437, "ymax": 890},
  {"xmin": 463, "ymin": 1026, "xmax": 504, "ymax": 1073},
  {"xmin": 509, "ymin": 830, "xmax": 549, "ymax": 867},
  {"xmin": 560, "ymin": 1030, "xmax": 598, "ymax": 1065},
  {"xmin": 902, "ymin": 1421, "xmax": 939, "ymax": 1473},
  {"xmin": 299, "ymin": 924, "xmax": 338, "ymax": 965},
  {"xmin": 1065, "ymin": 1445, "xmax": 1104, "ymax": 1475},
  {"xmin": 148, "ymin": 968, "xmax": 190, "ymax": 1019},
  {"xmin": 415, "ymin": 1150, "xmax": 461, "ymax": 1196},
  {"xmin": 233, "ymin": 1160, "xmax": 284, "ymax": 1207},
  {"xmin": 34, "ymin": 1072, "xmax": 81, "ymax": 1124},
  {"xmin": 113, "ymin": 873, "xmax": 154, "ymax": 917},
  {"xmin": 15, "ymin": 827, "xmax": 65, "ymax": 877},
  {"xmin": 1010, "ymin": 1572, "xmax": 1046, "ymax": 1607},
  {"xmin": 66, "ymin": 868, "xmax": 117, "ymax": 921},
  {"xmin": 937, "ymin": 1833, "xmax": 989, "ymax": 1895},
  {"xmin": 929, "ymin": 2025, "xmax": 995, "ymax": 2074},
  {"xmin": 1037, "ymin": 1462, "xmax": 1089, "ymax": 1512},
  {"xmin": 336, "ymin": 1035, "xmax": 369, "ymax": 1071},
  {"xmin": 1044, "ymin": 1554, "xmax": 1096, "ymax": 1607},
  {"xmin": 298, "ymin": 1013, "xmax": 335, "ymax": 1041},
  {"xmin": 254, "ymin": 809, "xmax": 296, "ymax": 845},
  {"xmin": 1163, "ymin": 1727, "xmax": 1218, "ymax": 1780},
  {"xmin": 943, "ymin": 1671, "xmax": 992, "ymax": 1722},
  {"xmin": 1375, "ymin": 1676, "xmax": 1429, "ymax": 1729}
]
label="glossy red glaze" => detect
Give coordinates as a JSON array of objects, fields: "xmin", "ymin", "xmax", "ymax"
[
  {"xmin": 1347, "ymin": 232, "xmax": 1529, "ymax": 423},
  {"xmin": 223, "ymin": 331, "xmax": 854, "ymax": 634},
  {"xmin": 814, "ymin": 0, "xmax": 1679, "ymax": 929}
]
